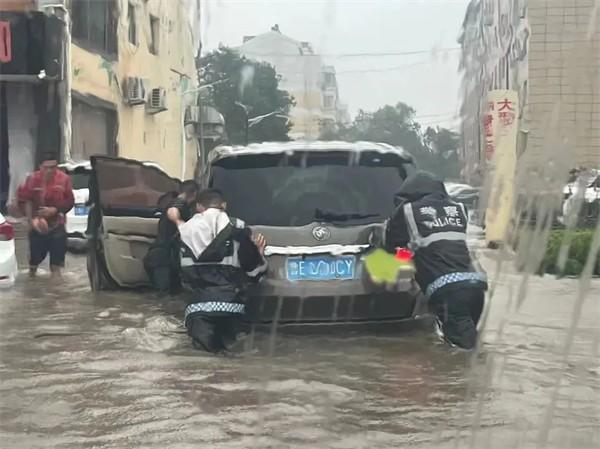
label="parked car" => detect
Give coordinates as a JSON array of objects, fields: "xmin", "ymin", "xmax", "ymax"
[
  {"xmin": 0, "ymin": 213, "xmax": 18, "ymax": 288},
  {"xmin": 87, "ymin": 142, "xmax": 427, "ymax": 326},
  {"xmin": 445, "ymin": 182, "xmax": 480, "ymax": 208},
  {"xmin": 445, "ymin": 182, "xmax": 482, "ymax": 225},
  {"xmin": 59, "ymin": 161, "xmax": 92, "ymax": 251},
  {"xmin": 560, "ymin": 169, "xmax": 600, "ymax": 227}
]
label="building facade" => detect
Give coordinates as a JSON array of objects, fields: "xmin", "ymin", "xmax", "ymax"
[
  {"xmin": 238, "ymin": 26, "xmax": 347, "ymax": 140},
  {"xmin": 0, "ymin": 0, "xmax": 66, "ymax": 210},
  {"xmin": 0, "ymin": 0, "xmax": 201, "ymax": 210},
  {"xmin": 459, "ymin": 0, "xmax": 599, "ymax": 186},
  {"xmin": 69, "ymin": 0, "xmax": 201, "ymax": 179}
]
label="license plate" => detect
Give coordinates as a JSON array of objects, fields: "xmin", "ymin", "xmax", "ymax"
[
  {"xmin": 74, "ymin": 205, "xmax": 89, "ymax": 216},
  {"xmin": 287, "ymin": 255, "xmax": 356, "ymax": 281}
]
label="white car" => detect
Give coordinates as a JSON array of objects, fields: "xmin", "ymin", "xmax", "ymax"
[
  {"xmin": 560, "ymin": 169, "xmax": 600, "ymax": 226},
  {"xmin": 0, "ymin": 213, "xmax": 18, "ymax": 288},
  {"xmin": 60, "ymin": 161, "xmax": 92, "ymax": 251}
]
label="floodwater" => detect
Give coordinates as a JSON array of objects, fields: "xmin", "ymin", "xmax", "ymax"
[{"xmin": 0, "ymin": 239, "xmax": 598, "ymax": 449}]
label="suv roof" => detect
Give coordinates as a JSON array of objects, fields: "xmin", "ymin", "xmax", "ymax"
[
  {"xmin": 60, "ymin": 160, "xmax": 165, "ymax": 173},
  {"xmin": 209, "ymin": 140, "xmax": 413, "ymax": 164}
]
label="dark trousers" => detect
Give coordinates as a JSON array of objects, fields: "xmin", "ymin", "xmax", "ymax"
[
  {"xmin": 29, "ymin": 226, "xmax": 67, "ymax": 267},
  {"xmin": 186, "ymin": 313, "xmax": 241, "ymax": 353},
  {"xmin": 147, "ymin": 266, "xmax": 181, "ymax": 294},
  {"xmin": 143, "ymin": 243, "xmax": 181, "ymax": 294},
  {"xmin": 431, "ymin": 287, "xmax": 485, "ymax": 350}
]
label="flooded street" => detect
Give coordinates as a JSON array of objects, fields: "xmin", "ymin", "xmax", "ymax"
[
  {"xmin": 1, "ymin": 0, "xmax": 598, "ymax": 447},
  {"xmin": 0, "ymin": 237, "xmax": 598, "ymax": 449}
]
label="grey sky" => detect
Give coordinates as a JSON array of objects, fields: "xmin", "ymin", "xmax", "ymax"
[{"xmin": 202, "ymin": 0, "xmax": 470, "ymax": 129}]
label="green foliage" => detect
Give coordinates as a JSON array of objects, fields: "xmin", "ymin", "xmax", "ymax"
[
  {"xmin": 320, "ymin": 102, "xmax": 462, "ymax": 180},
  {"xmin": 539, "ymin": 230, "xmax": 599, "ymax": 277},
  {"xmin": 198, "ymin": 47, "xmax": 294, "ymax": 145}
]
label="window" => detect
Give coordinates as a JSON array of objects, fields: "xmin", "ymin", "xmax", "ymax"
[
  {"xmin": 71, "ymin": 0, "xmax": 117, "ymax": 57},
  {"xmin": 149, "ymin": 15, "xmax": 160, "ymax": 55},
  {"xmin": 128, "ymin": 2, "xmax": 137, "ymax": 45},
  {"xmin": 71, "ymin": 98, "xmax": 117, "ymax": 161},
  {"xmin": 324, "ymin": 95, "xmax": 334, "ymax": 109},
  {"xmin": 323, "ymin": 72, "xmax": 336, "ymax": 87},
  {"xmin": 210, "ymin": 152, "xmax": 409, "ymax": 227}
]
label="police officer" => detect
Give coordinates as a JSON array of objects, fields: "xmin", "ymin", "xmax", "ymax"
[
  {"xmin": 174, "ymin": 189, "xmax": 267, "ymax": 353},
  {"xmin": 143, "ymin": 180, "xmax": 198, "ymax": 295},
  {"xmin": 385, "ymin": 171, "xmax": 487, "ymax": 350}
]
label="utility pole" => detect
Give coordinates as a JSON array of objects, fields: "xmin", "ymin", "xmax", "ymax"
[{"xmin": 234, "ymin": 102, "xmax": 249, "ymax": 145}]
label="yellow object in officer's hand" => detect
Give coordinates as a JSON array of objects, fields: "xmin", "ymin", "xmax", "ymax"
[{"xmin": 363, "ymin": 248, "xmax": 414, "ymax": 285}]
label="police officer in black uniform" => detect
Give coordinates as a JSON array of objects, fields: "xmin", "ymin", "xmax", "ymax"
[
  {"xmin": 175, "ymin": 189, "xmax": 267, "ymax": 353},
  {"xmin": 143, "ymin": 180, "xmax": 198, "ymax": 295},
  {"xmin": 385, "ymin": 171, "xmax": 487, "ymax": 350}
]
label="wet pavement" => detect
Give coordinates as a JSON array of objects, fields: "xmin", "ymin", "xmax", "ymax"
[{"xmin": 0, "ymin": 235, "xmax": 598, "ymax": 449}]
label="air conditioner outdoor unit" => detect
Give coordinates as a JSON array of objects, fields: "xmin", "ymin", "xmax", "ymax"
[
  {"xmin": 125, "ymin": 77, "xmax": 146, "ymax": 105},
  {"xmin": 147, "ymin": 87, "xmax": 167, "ymax": 114},
  {"xmin": 184, "ymin": 105, "xmax": 201, "ymax": 125}
]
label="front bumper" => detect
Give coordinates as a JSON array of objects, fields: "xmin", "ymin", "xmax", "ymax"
[
  {"xmin": 245, "ymin": 250, "xmax": 423, "ymax": 324},
  {"xmin": 245, "ymin": 284, "xmax": 426, "ymax": 324}
]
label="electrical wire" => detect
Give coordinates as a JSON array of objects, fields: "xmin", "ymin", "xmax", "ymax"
[
  {"xmin": 335, "ymin": 59, "xmax": 457, "ymax": 75},
  {"xmin": 232, "ymin": 48, "xmax": 461, "ymax": 58}
]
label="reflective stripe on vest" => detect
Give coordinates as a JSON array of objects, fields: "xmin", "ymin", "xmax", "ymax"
[
  {"xmin": 425, "ymin": 271, "xmax": 487, "ymax": 297},
  {"xmin": 403, "ymin": 203, "xmax": 467, "ymax": 249},
  {"xmin": 185, "ymin": 301, "xmax": 245, "ymax": 321}
]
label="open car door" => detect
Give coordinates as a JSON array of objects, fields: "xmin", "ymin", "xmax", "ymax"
[{"xmin": 87, "ymin": 156, "xmax": 181, "ymax": 290}]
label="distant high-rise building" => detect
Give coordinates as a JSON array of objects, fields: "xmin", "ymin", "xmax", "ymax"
[{"xmin": 238, "ymin": 27, "xmax": 347, "ymax": 140}]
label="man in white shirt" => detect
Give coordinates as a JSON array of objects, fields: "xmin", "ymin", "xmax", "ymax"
[{"xmin": 174, "ymin": 189, "xmax": 267, "ymax": 353}]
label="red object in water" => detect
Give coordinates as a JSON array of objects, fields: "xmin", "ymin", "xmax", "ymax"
[
  {"xmin": 0, "ymin": 221, "xmax": 15, "ymax": 241},
  {"xmin": 395, "ymin": 248, "xmax": 413, "ymax": 262}
]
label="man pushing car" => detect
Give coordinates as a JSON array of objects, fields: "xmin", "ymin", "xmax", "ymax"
[
  {"xmin": 384, "ymin": 171, "xmax": 487, "ymax": 350},
  {"xmin": 172, "ymin": 189, "xmax": 267, "ymax": 353}
]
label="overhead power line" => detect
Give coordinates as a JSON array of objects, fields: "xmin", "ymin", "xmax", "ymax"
[
  {"xmin": 415, "ymin": 112, "xmax": 457, "ymax": 119},
  {"xmin": 240, "ymin": 48, "xmax": 461, "ymax": 58},
  {"xmin": 336, "ymin": 60, "xmax": 438, "ymax": 75}
]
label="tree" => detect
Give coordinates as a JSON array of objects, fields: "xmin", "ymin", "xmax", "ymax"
[
  {"xmin": 422, "ymin": 126, "xmax": 462, "ymax": 180},
  {"xmin": 321, "ymin": 102, "xmax": 462, "ymax": 180},
  {"xmin": 198, "ymin": 47, "xmax": 294, "ymax": 145}
]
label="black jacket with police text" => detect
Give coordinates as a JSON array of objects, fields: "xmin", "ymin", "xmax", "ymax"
[
  {"xmin": 385, "ymin": 172, "xmax": 486, "ymax": 298},
  {"xmin": 178, "ymin": 209, "xmax": 267, "ymax": 322}
]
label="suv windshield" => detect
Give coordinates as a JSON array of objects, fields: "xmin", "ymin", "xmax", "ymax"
[{"xmin": 210, "ymin": 151, "xmax": 410, "ymax": 226}]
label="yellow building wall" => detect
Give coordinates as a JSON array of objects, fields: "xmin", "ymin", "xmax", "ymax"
[
  {"xmin": 70, "ymin": 0, "xmax": 198, "ymax": 180},
  {"xmin": 289, "ymin": 90, "xmax": 323, "ymax": 139}
]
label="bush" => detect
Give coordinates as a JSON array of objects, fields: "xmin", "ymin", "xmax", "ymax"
[{"xmin": 539, "ymin": 230, "xmax": 599, "ymax": 277}]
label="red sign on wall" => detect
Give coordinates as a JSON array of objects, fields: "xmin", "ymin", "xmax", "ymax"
[
  {"xmin": 0, "ymin": 12, "xmax": 63, "ymax": 78},
  {"xmin": 0, "ymin": 21, "xmax": 12, "ymax": 63}
]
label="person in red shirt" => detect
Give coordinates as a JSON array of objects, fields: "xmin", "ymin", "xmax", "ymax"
[{"xmin": 17, "ymin": 152, "xmax": 74, "ymax": 278}]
